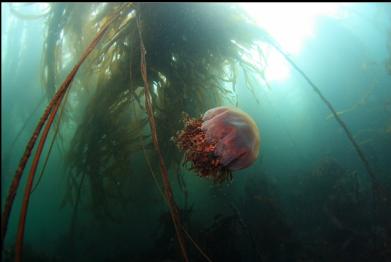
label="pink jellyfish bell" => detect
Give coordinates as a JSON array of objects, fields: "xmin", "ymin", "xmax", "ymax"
[{"xmin": 173, "ymin": 106, "xmax": 260, "ymax": 183}]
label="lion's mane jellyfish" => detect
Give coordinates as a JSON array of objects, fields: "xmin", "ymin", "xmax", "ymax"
[{"xmin": 174, "ymin": 106, "xmax": 260, "ymax": 183}]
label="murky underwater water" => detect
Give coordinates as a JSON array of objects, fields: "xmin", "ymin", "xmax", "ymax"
[{"xmin": 1, "ymin": 3, "xmax": 391, "ymax": 262}]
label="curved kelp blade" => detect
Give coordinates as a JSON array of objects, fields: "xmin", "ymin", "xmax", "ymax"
[{"xmin": 0, "ymin": 7, "xmax": 123, "ymax": 258}]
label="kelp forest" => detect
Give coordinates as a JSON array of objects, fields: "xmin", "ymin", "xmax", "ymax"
[{"xmin": 1, "ymin": 3, "xmax": 391, "ymax": 262}]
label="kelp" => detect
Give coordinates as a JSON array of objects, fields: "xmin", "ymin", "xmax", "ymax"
[
  {"xmin": 35, "ymin": 3, "xmax": 386, "ymax": 257},
  {"xmin": 31, "ymin": 4, "xmax": 271, "ymax": 260},
  {"xmin": 271, "ymin": 41, "xmax": 385, "ymax": 203},
  {"xmin": 49, "ymin": 3, "xmax": 270, "ymax": 223},
  {"xmin": 137, "ymin": 12, "xmax": 189, "ymax": 258},
  {"xmin": 0, "ymin": 7, "xmax": 123, "ymax": 259},
  {"xmin": 3, "ymin": 2, "xmax": 388, "ymax": 261}
]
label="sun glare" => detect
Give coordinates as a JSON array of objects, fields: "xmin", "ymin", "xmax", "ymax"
[{"xmin": 240, "ymin": 3, "xmax": 348, "ymax": 82}]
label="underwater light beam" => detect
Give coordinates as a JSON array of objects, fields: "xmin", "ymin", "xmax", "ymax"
[
  {"xmin": 242, "ymin": 3, "xmax": 383, "ymax": 203},
  {"xmin": 240, "ymin": 3, "xmax": 348, "ymax": 82}
]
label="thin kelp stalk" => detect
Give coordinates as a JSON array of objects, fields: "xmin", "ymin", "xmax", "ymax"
[
  {"xmin": 0, "ymin": 10, "xmax": 121, "ymax": 253},
  {"xmin": 142, "ymin": 137, "xmax": 213, "ymax": 262},
  {"xmin": 182, "ymin": 226, "xmax": 213, "ymax": 262},
  {"xmin": 2, "ymin": 95, "xmax": 46, "ymax": 176},
  {"xmin": 15, "ymin": 9, "xmax": 122, "ymax": 258},
  {"xmin": 32, "ymin": 87, "xmax": 71, "ymax": 194},
  {"xmin": 270, "ymin": 42, "xmax": 391, "ymax": 209},
  {"xmin": 136, "ymin": 14, "xmax": 189, "ymax": 262},
  {"xmin": 15, "ymin": 92, "xmax": 66, "ymax": 262},
  {"xmin": 270, "ymin": 43, "xmax": 378, "ymax": 182}
]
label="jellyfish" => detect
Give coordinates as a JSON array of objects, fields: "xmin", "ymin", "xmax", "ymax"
[{"xmin": 173, "ymin": 106, "xmax": 260, "ymax": 183}]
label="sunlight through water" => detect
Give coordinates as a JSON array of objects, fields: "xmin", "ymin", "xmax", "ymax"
[{"xmin": 240, "ymin": 3, "xmax": 350, "ymax": 82}]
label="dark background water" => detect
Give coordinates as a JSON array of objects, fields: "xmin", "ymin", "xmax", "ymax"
[{"xmin": 1, "ymin": 3, "xmax": 391, "ymax": 261}]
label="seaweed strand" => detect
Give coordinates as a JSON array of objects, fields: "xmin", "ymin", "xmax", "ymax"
[
  {"xmin": 15, "ymin": 92, "xmax": 65, "ymax": 262},
  {"xmin": 271, "ymin": 43, "xmax": 378, "ymax": 185},
  {"xmin": 0, "ymin": 9, "xmax": 120, "ymax": 254},
  {"xmin": 136, "ymin": 13, "xmax": 189, "ymax": 262},
  {"xmin": 272, "ymin": 43, "xmax": 391, "ymax": 209},
  {"xmin": 2, "ymin": 95, "xmax": 46, "ymax": 177},
  {"xmin": 31, "ymin": 87, "xmax": 71, "ymax": 194},
  {"xmin": 141, "ymin": 137, "xmax": 212, "ymax": 262}
]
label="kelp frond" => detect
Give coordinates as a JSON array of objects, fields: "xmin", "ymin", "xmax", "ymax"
[{"xmin": 41, "ymin": 3, "xmax": 270, "ymax": 222}]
